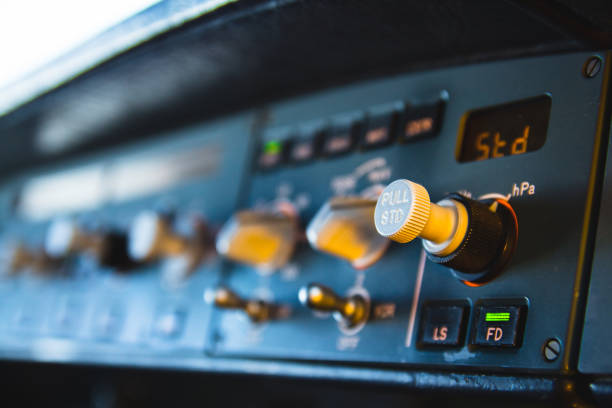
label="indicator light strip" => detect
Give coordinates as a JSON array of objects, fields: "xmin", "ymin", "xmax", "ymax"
[{"xmin": 485, "ymin": 312, "xmax": 510, "ymax": 322}]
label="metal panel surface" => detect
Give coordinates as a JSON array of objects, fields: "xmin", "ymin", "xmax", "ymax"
[{"xmin": 209, "ymin": 52, "xmax": 605, "ymax": 372}]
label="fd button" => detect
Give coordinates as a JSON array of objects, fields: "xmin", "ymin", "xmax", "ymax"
[
  {"xmin": 417, "ymin": 301, "xmax": 468, "ymax": 348},
  {"xmin": 470, "ymin": 300, "xmax": 527, "ymax": 348}
]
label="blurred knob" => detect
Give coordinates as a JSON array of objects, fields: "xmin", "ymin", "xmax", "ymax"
[
  {"xmin": 298, "ymin": 283, "xmax": 369, "ymax": 327},
  {"xmin": 306, "ymin": 197, "xmax": 389, "ymax": 269},
  {"xmin": 45, "ymin": 218, "xmax": 132, "ymax": 269},
  {"xmin": 216, "ymin": 210, "xmax": 298, "ymax": 271},
  {"xmin": 6, "ymin": 242, "xmax": 34, "ymax": 275},
  {"xmin": 45, "ymin": 218, "xmax": 84, "ymax": 258},
  {"xmin": 1, "ymin": 241, "xmax": 61, "ymax": 276},
  {"xmin": 128, "ymin": 211, "xmax": 187, "ymax": 262},
  {"xmin": 128, "ymin": 211, "xmax": 211, "ymax": 281},
  {"xmin": 205, "ymin": 286, "xmax": 286, "ymax": 323}
]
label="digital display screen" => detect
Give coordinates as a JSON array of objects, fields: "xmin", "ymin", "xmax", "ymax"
[{"xmin": 457, "ymin": 95, "xmax": 551, "ymax": 163}]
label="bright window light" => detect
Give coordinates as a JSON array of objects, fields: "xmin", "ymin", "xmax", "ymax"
[{"xmin": 0, "ymin": 0, "xmax": 161, "ymax": 89}]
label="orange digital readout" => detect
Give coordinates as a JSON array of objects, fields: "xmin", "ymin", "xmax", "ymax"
[{"xmin": 456, "ymin": 95, "xmax": 551, "ymax": 163}]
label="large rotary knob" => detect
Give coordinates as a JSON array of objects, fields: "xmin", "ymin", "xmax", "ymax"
[{"xmin": 374, "ymin": 179, "xmax": 517, "ymax": 284}]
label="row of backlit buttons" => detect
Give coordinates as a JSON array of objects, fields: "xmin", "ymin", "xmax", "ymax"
[
  {"xmin": 417, "ymin": 299, "xmax": 527, "ymax": 349},
  {"xmin": 258, "ymin": 101, "xmax": 444, "ymax": 170}
]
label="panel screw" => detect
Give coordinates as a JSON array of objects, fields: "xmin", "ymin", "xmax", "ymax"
[
  {"xmin": 543, "ymin": 338, "xmax": 561, "ymax": 362},
  {"xmin": 583, "ymin": 56, "xmax": 602, "ymax": 78}
]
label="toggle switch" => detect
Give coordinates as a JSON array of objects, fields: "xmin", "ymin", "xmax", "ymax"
[
  {"xmin": 374, "ymin": 179, "xmax": 518, "ymax": 284},
  {"xmin": 215, "ymin": 209, "xmax": 299, "ymax": 271},
  {"xmin": 306, "ymin": 197, "xmax": 390, "ymax": 269},
  {"xmin": 205, "ymin": 286, "xmax": 287, "ymax": 323},
  {"xmin": 1, "ymin": 241, "xmax": 60, "ymax": 276},
  {"xmin": 298, "ymin": 283, "xmax": 369, "ymax": 328},
  {"xmin": 128, "ymin": 211, "xmax": 209, "ymax": 274},
  {"xmin": 4, "ymin": 242, "xmax": 38, "ymax": 275},
  {"xmin": 45, "ymin": 219, "xmax": 133, "ymax": 269}
]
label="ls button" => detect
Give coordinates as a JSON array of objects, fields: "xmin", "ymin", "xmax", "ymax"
[
  {"xmin": 418, "ymin": 301, "xmax": 469, "ymax": 348},
  {"xmin": 471, "ymin": 301, "xmax": 527, "ymax": 348}
]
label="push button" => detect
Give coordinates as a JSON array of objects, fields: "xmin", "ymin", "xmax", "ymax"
[
  {"xmin": 361, "ymin": 112, "xmax": 397, "ymax": 149},
  {"xmin": 321, "ymin": 123, "xmax": 359, "ymax": 157},
  {"xmin": 153, "ymin": 307, "xmax": 186, "ymax": 339},
  {"xmin": 286, "ymin": 136, "xmax": 319, "ymax": 164},
  {"xmin": 400, "ymin": 102, "xmax": 444, "ymax": 141},
  {"xmin": 257, "ymin": 140, "xmax": 285, "ymax": 170},
  {"xmin": 418, "ymin": 301, "xmax": 468, "ymax": 348},
  {"xmin": 470, "ymin": 300, "xmax": 527, "ymax": 348}
]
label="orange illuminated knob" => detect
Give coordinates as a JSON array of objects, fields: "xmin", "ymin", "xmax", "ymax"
[
  {"xmin": 306, "ymin": 197, "xmax": 389, "ymax": 269},
  {"xmin": 215, "ymin": 210, "xmax": 298, "ymax": 271}
]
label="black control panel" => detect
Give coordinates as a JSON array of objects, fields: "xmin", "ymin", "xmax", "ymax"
[{"xmin": 0, "ymin": 52, "xmax": 607, "ymax": 379}]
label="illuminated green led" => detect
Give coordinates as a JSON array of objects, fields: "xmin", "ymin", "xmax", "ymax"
[
  {"xmin": 264, "ymin": 141, "xmax": 282, "ymax": 155},
  {"xmin": 485, "ymin": 312, "xmax": 510, "ymax": 322}
]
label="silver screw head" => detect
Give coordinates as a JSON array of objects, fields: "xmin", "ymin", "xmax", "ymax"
[
  {"xmin": 543, "ymin": 338, "xmax": 561, "ymax": 362},
  {"xmin": 583, "ymin": 56, "xmax": 602, "ymax": 78}
]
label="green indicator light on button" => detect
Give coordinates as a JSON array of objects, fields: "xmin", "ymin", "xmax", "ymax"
[
  {"xmin": 485, "ymin": 312, "xmax": 510, "ymax": 322},
  {"xmin": 264, "ymin": 141, "xmax": 282, "ymax": 154}
]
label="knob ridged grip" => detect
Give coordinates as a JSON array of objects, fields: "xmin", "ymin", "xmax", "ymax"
[
  {"xmin": 374, "ymin": 179, "xmax": 431, "ymax": 243},
  {"xmin": 427, "ymin": 194, "xmax": 504, "ymax": 274}
]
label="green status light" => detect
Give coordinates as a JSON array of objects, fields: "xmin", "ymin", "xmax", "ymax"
[
  {"xmin": 485, "ymin": 312, "xmax": 510, "ymax": 322},
  {"xmin": 264, "ymin": 141, "xmax": 282, "ymax": 155}
]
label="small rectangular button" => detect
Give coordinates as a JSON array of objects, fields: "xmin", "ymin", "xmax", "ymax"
[
  {"xmin": 321, "ymin": 124, "xmax": 359, "ymax": 157},
  {"xmin": 418, "ymin": 301, "xmax": 468, "ymax": 348},
  {"xmin": 257, "ymin": 140, "xmax": 285, "ymax": 170},
  {"xmin": 53, "ymin": 297, "xmax": 85, "ymax": 334},
  {"xmin": 286, "ymin": 137, "xmax": 319, "ymax": 164},
  {"xmin": 470, "ymin": 300, "xmax": 527, "ymax": 348},
  {"xmin": 94, "ymin": 304, "xmax": 124, "ymax": 339},
  {"xmin": 362, "ymin": 112, "xmax": 397, "ymax": 149},
  {"xmin": 401, "ymin": 102, "xmax": 444, "ymax": 142},
  {"xmin": 153, "ymin": 307, "xmax": 186, "ymax": 339}
]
